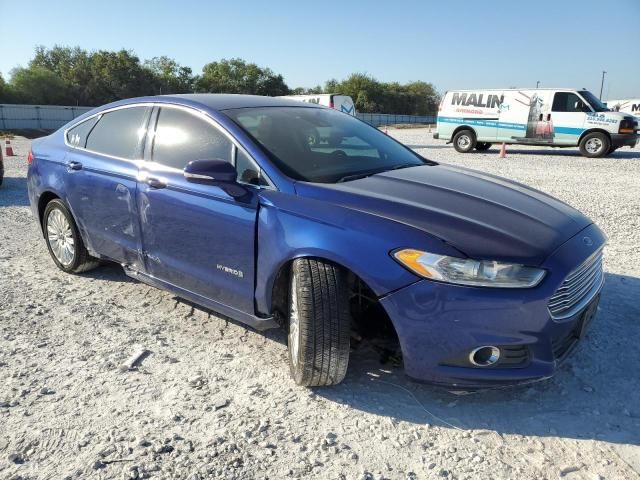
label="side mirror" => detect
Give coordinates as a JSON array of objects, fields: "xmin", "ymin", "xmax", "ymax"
[{"xmin": 183, "ymin": 159, "xmax": 237, "ymax": 183}]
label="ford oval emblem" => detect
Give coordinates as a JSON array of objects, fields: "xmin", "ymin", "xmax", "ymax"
[{"xmin": 583, "ymin": 236, "xmax": 593, "ymax": 246}]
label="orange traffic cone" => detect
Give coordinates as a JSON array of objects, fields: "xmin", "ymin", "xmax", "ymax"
[
  {"xmin": 498, "ymin": 142, "xmax": 506, "ymax": 158},
  {"xmin": 5, "ymin": 139, "xmax": 15, "ymax": 156}
]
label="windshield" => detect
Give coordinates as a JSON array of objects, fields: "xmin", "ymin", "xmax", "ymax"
[
  {"xmin": 579, "ymin": 90, "xmax": 609, "ymax": 112},
  {"xmin": 224, "ymin": 107, "xmax": 428, "ymax": 183}
]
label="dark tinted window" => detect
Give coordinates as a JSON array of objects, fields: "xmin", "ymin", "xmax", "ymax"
[
  {"xmin": 67, "ymin": 116, "xmax": 100, "ymax": 148},
  {"xmin": 552, "ymin": 92, "xmax": 589, "ymax": 113},
  {"xmin": 85, "ymin": 107, "xmax": 149, "ymax": 159},
  {"xmin": 152, "ymin": 107, "xmax": 233, "ymax": 170}
]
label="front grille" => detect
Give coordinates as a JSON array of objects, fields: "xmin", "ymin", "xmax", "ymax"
[{"xmin": 548, "ymin": 248, "xmax": 604, "ymax": 319}]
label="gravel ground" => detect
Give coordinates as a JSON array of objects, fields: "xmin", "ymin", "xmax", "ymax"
[{"xmin": 1, "ymin": 131, "xmax": 639, "ymax": 480}]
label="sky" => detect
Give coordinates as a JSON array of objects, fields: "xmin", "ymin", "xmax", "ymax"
[{"xmin": 1, "ymin": 0, "xmax": 639, "ymax": 100}]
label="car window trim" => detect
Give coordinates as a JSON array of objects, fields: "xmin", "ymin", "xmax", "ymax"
[
  {"xmin": 63, "ymin": 102, "xmax": 275, "ymax": 190},
  {"xmin": 147, "ymin": 103, "xmax": 275, "ymax": 190},
  {"xmin": 64, "ymin": 103, "xmax": 155, "ymax": 162}
]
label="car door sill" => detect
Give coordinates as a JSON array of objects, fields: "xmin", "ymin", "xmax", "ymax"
[{"xmin": 123, "ymin": 266, "xmax": 278, "ymax": 331}]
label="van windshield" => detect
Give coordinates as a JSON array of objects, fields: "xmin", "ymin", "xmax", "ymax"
[
  {"xmin": 579, "ymin": 90, "xmax": 610, "ymax": 112},
  {"xmin": 224, "ymin": 107, "xmax": 427, "ymax": 183}
]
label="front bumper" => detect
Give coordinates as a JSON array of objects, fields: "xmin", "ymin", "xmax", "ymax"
[
  {"xmin": 380, "ymin": 223, "xmax": 606, "ymax": 389},
  {"xmin": 610, "ymin": 133, "xmax": 638, "ymax": 148}
]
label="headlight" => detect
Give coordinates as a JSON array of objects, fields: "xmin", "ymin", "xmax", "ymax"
[{"xmin": 393, "ymin": 249, "xmax": 545, "ymax": 288}]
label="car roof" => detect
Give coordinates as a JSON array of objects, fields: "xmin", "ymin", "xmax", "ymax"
[{"xmin": 125, "ymin": 93, "xmax": 324, "ymax": 111}]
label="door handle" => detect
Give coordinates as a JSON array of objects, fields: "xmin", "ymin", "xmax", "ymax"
[
  {"xmin": 146, "ymin": 177, "xmax": 167, "ymax": 189},
  {"xmin": 66, "ymin": 161, "xmax": 83, "ymax": 171}
]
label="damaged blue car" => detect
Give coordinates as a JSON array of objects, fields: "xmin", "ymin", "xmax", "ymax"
[{"xmin": 27, "ymin": 94, "xmax": 605, "ymax": 388}]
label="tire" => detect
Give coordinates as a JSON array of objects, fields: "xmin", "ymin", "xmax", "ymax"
[
  {"xmin": 43, "ymin": 199, "xmax": 100, "ymax": 274},
  {"xmin": 453, "ymin": 129, "xmax": 476, "ymax": 153},
  {"xmin": 579, "ymin": 132, "xmax": 610, "ymax": 158},
  {"xmin": 475, "ymin": 142, "xmax": 492, "ymax": 151},
  {"xmin": 287, "ymin": 258, "xmax": 351, "ymax": 386}
]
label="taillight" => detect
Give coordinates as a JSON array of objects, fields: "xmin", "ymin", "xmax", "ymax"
[
  {"xmin": 329, "ymin": 99, "xmax": 335, "ymax": 109},
  {"xmin": 27, "ymin": 150, "xmax": 34, "ymax": 165}
]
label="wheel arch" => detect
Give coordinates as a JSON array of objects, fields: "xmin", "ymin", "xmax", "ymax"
[
  {"xmin": 578, "ymin": 128, "xmax": 611, "ymax": 144},
  {"xmin": 269, "ymin": 254, "xmax": 401, "ymax": 344},
  {"xmin": 37, "ymin": 191, "xmax": 62, "ymax": 234},
  {"xmin": 451, "ymin": 125, "xmax": 477, "ymax": 141}
]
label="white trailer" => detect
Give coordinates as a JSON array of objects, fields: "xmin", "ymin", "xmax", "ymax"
[{"xmin": 279, "ymin": 94, "xmax": 356, "ymax": 116}]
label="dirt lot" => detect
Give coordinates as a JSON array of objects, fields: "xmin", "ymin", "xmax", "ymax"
[{"xmin": 1, "ymin": 132, "xmax": 639, "ymax": 480}]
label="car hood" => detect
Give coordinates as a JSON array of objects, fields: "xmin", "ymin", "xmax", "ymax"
[{"xmin": 294, "ymin": 164, "xmax": 592, "ymax": 265}]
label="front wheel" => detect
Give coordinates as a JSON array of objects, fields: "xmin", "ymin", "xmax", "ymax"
[
  {"xmin": 43, "ymin": 199, "xmax": 100, "ymax": 274},
  {"xmin": 287, "ymin": 258, "xmax": 351, "ymax": 386},
  {"xmin": 579, "ymin": 132, "xmax": 610, "ymax": 158},
  {"xmin": 453, "ymin": 129, "xmax": 476, "ymax": 153}
]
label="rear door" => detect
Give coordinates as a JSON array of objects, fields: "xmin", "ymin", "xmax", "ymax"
[
  {"xmin": 549, "ymin": 91, "xmax": 588, "ymax": 145},
  {"xmin": 137, "ymin": 105, "xmax": 264, "ymax": 314},
  {"xmin": 64, "ymin": 105, "xmax": 150, "ymax": 266}
]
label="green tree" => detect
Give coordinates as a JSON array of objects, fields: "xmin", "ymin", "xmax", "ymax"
[
  {"xmin": 197, "ymin": 58, "xmax": 289, "ymax": 96},
  {"xmin": 144, "ymin": 56, "xmax": 194, "ymax": 94},
  {"xmin": 8, "ymin": 66, "xmax": 72, "ymax": 104}
]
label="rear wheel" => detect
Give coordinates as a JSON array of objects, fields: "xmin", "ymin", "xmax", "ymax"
[
  {"xmin": 43, "ymin": 199, "xmax": 99, "ymax": 274},
  {"xmin": 475, "ymin": 142, "xmax": 492, "ymax": 151},
  {"xmin": 453, "ymin": 129, "xmax": 476, "ymax": 153},
  {"xmin": 579, "ymin": 132, "xmax": 610, "ymax": 158},
  {"xmin": 287, "ymin": 258, "xmax": 350, "ymax": 386}
]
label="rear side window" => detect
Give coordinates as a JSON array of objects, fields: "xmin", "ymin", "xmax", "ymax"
[
  {"xmin": 552, "ymin": 92, "xmax": 588, "ymax": 113},
  {"xmin": 85, "ymin": 107, "xmax": 150, "ymax": 159},
  {"xmin": 152, "ymin": 107, "xmax": 233, "ymax": 170},
  {"xmin": 66, "ymin": 116, "xmax": 99, "ymax": 148}
]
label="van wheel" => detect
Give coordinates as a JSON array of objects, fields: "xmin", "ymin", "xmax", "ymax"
[
  {"xmin": 475, "ymin": 142, "xmax": 492, "ymax": 151},
  {"xmin": 287, "ymin": 258, "xmax": 350, "ymax": 386},
  {"xmin": 579, "ymin": 132, "xmax": 610, "ymax": 158},
  {"xmin": 43, "ymin": 199, "xmax": 100, "ymax": 274},
  {"xmin": 453, "ymin": 129, "xmax": 476, "ymax": 153}
]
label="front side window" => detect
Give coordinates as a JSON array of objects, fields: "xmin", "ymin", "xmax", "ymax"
[
  {"xmin": 85, "ymin": 107, "xmax": 150, "ymax": 159},
  {"xmin": 152, "ymin": 107, "xmax": 233, "ymax": 170},
  {"xmin": 552, "ymin": 92, "xmax": 590, "ymax": 113},
  {"xmin": 224, "ymin": 107, "xmax": 426, "ymax": 183}
]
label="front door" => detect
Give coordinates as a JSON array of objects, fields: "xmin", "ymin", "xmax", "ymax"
[
  {"xmin": 549, "ymin": 92, "xmax": 588, "ymax": 145},
  {"xmin": 136, "ymin": 105, "xmax": 260, "ymax": 315}
]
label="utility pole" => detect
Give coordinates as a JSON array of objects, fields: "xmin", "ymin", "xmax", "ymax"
[
  {"xmin": 599, "ymin": 71, "xmax": 606, "ymax": 100},
  {"xmin": 536, "ymin": 80, "xmax": 540, "ymax": 88}
]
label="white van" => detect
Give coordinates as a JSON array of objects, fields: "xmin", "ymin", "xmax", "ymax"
[
  {"xmin": 606, "ymin": 98, "xmax": 640, "ymax": 121},
  {"xmin": 279, "ymin": 94, "xmax": 356, "ymax": 116},
  {"xmin": 435, "ymin": 88, "xmax": 639, "ymax": 157}
]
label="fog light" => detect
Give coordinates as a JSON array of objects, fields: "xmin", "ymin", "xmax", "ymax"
[{"xmin": 469, "ymin": 346, "xmax": 500, "ymax": 367}]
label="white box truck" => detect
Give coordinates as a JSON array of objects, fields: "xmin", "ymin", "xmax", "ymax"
[
  {"xmin": 434, "ymin": 88, "xmax": 639, "ymax": 157},
  {"xmin": 606, "ymin": 98, "xmax": 640, "ymax": 121},
  {"xmin": 279, "ymin": 94, "xmax": 356, "ymax": 116}
]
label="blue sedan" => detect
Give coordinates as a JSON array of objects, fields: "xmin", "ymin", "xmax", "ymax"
[{"xmin": 27, "ymin": 94, "xmax": 605, "ymax": 388}]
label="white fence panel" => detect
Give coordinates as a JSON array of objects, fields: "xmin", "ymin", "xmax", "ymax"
[{"xmin": 0, "ymin": 104, "xmax": 93, "ymax": 130}]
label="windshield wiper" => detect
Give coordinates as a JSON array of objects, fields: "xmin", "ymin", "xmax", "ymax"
[
  {"xmin": 337, "ymin": 171, "xmax": 381, "ymax": 183},
  {"xmin": 336, "ymin": 163, "xmax": 421, "ymax": 183}
]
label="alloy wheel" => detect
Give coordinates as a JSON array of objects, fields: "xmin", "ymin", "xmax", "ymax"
[{"xmin": 46, "ymin": 209, "xmax": 75, "ymax": 266}]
